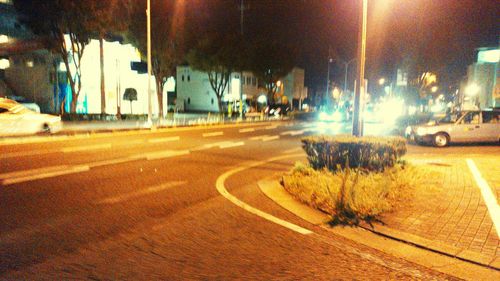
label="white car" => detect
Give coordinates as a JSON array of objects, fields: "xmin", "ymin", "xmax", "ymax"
[
  {"xmin": 406, "ymin": 110, "xmax": 500, "ymax": 147},
  {"xmin": 0, "ymin": 98, "xmax": 62, "ymax": 136}
]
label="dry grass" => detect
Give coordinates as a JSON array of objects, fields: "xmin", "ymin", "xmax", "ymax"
[{"xmin": 282, "ymin": 162, "xmax": 442, "ymax": 225}]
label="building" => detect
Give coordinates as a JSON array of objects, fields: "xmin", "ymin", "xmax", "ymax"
[
  {"xmin": 176, "ymin": 66, "xmax": 265, "ymax": 113},
  {"xmin": 176, "ymin": 65, "xmax": 306, "ymax": 113},
  {"xmin": 464, "ymin": 47, "xmax": 499, "ymax": 109}
]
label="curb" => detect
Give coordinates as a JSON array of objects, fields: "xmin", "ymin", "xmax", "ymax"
[
  {"xmin": 257, "ymin": 178, "xmax": 500, "ymax": 272},
  {"xmin": 0, "ymin": 120, "xmax": 292, "ymax": 145}
]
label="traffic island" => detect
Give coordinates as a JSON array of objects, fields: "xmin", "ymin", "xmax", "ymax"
[{"xmin": 264, "ymin": 135, "xmax": 500, "ymax": 272}]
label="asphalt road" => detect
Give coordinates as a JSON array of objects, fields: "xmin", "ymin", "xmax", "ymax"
[{"xmin": 1, "ymin": 120, "xmax": 496, "ymax": 280}]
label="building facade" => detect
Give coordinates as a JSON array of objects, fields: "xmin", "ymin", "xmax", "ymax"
[{"xmin": 465, "ymin": 47, "xmax": 499, "ymax": 109}]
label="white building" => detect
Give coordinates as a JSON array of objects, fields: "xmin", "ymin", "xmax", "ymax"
[
  {"xmin": 176, "ymin": 66, "xmax": 263, "ymax": 112},
  {"xmin": 176, "ymin": 65, "xmax": 306, "ymax": 112}
]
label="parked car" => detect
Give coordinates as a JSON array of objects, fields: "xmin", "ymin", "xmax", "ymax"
[
  {"xmin": 0, "ymin": 98, "xmax": 61, "ymax": 136},
  {"xmin": 405, "ymin": 109, "xmax": 500, "ymax": 147}
]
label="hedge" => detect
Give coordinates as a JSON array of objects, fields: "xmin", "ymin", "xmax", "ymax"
[{"xmin": 301, "ymin": 135, "xmax": 407, "ymax": 172}]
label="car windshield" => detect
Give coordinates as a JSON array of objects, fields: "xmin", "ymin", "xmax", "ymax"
[
  {"xmin": 433, "ymin": 112, "xmax": 460, "ymax": 124},
  {"xmin": 10, "ymin": 104, "xmax": 34, "ymax": 114}
]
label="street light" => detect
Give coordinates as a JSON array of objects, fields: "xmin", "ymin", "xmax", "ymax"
[
  {"xmin": 146, "ymin": 0, "xmax": 153, "ymax": 127},
  {"xmin": 352, "ymin": 0, "xmax": 368, "ymax": 137},
  {"xmin": 378, "ymin": 78, "xmax": 385, "ymax": 85},
  {"xmin": 431, "ymin": 86, "xmax": 438, "ymax": 93},
  {"xmin": 341, "ymin": 58, "xmax": 356, "ymax": 94}
]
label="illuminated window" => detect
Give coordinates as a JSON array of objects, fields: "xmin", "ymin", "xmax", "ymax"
[{"xmin": 0, "ymin": 34, "xmax": 8, "ymax": 43}]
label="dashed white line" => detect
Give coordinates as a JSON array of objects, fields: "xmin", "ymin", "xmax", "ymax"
[
  {"xmin": 98, "ymin": 181, "xmax": 187, "ymax": 204},
  {"xmin": 249, "ymin": 135, "xmax": 269, "ymax": 141},
  {"xmin": 148, "ymin": 136, "xmax": 180, "ymax": 143},
  {"xmin": 202, "ymin": 131, "xmax": 224, "ymax": 137},
  {"xmin": 265, "ymin": 125, "xmax": 279, "ymax": 130},
  {"xmin": 239, "ymin": 128, "xmax": 255, "ymax": 133},
  {"xmin": 61, "ymin": 143, "xmax": 112, "ymax": 153},
  {"xmin": 280, "ymin": 130, "xmax": 305, "ymax": 136},
  {"xmin": 466, "ymin": 159, "xmax": 500, "ymax": 238},
  {"xmin": 219, "ymin": 141, "xmax": 245, "ymax": 149},
  {"xmin": 0, "ymin": 165, "xmax": 70, "ymax": 180},
  {"xmin": 2, "ymin": 165, "xmax": 90, "ymax": 186},
  {"xmin": 144, "ymin": 150, "xmax": 190, "ymax": 160}
]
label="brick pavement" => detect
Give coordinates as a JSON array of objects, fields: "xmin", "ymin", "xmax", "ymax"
[{"xmin": 377, "ymin": 156, "xmax": 499, "ymax": 268}]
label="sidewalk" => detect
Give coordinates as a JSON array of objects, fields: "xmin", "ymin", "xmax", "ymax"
[
  {"xmin": 369, "ymin": 156, "xmax": 499, "ymax": 269},
  {"xmin": 260, "ymin": 155, "xmax": 500, "ymax": 270}
]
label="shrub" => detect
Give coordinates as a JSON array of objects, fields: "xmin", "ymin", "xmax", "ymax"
[
  {"xmin": 301, "ymin": 135, "xmax": 406, "ymax": 172},
  {"xmin": 282, "ymin": 162, "xmax": 423, "ymax": 225}
]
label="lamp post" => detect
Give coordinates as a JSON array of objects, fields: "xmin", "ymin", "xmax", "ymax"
[
  {"xmin": 343, "ymin": 58, "xmax": 356, "ymax": 94},
  {"xmin": 146, "ymin": 0, "xmax": 153, "ymax": 126},
  {"xmin": 352, "ymin": 0, "xmax": 368, "ymax": 137}
]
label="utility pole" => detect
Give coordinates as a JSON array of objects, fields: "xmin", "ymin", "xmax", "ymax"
[
  {"xmin": 352, "ymin": 0, "xmax": 367, "ymax": 137},
  {"xmin": 146, "ymin": 0, "xmax": 153, "ymax": 126},
  {"xmin": 326, "ymin": 46, "xmax": 332, "ymax": 103}
]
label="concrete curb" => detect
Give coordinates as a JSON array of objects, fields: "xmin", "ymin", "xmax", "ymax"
[
  {"xmin": 257, "ymin": 178, "xmax": 500, "ymax": 272},
  {"xmin": 0, "ymin": 120, "xmax": 292, "ymax": 145}
]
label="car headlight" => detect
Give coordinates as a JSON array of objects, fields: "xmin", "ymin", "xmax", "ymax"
[{"xmin": 416, "ymin": 127, "xmax": 426, "ymax": 136}]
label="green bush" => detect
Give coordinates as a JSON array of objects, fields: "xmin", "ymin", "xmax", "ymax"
[{"xmin": 301, "ymin": 135, "xmax": 406, "ymax": 172}]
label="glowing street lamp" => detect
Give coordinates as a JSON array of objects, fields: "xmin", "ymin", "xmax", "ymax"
[
  {"xmin": 431, "ymin": 86, "xmax": 438, "ymax": 93},
  {"xmin": 378, "ymin": 78, "xmax": 385, "ymax": 85},
  {"xmin": 465, "ymin": 83, "xmax": 480, "ymax": 96}
]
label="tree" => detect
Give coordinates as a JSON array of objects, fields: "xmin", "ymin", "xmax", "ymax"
[
  {"xmin": 187, "ymin": 34, "xmax": 243, "ymax": 113},
  {"xmin": 247, "ymin": 38, "xmax": 297, "ymax": 105},
  {"xmin": 127, "ymin": 0, "xmax": 185, "ymax": 119},
  {"xmin": 86, "ymin": 0, "xmax": 127, "ymax": 118},
  {"xmin": 14, "ymin": 0, "xmax": 95, "ymax": 114}
]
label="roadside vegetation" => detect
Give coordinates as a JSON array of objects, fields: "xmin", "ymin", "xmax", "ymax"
[{"xmin": 282, "ymin": 135, "xmax": 439, "ymax": 226}]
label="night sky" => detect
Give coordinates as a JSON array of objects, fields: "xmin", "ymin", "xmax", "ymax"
[{"xmin": 218, "ymin": 0, "xmax": 499, "ymax": 91}]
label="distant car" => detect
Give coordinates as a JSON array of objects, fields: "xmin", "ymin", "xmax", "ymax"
[
  {"xmin": 405, "ymin": 109, "xmax": 500, "ymax": 147},
  {"xmin": 0, "ymin": 98, "xmax": 62, "ymax": 136}
]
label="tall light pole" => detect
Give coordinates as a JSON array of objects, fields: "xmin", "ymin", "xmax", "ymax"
[
  {"xmin": 352, "ymin": 0, "xmax": 367, "ymax": 137},
  {"xmin": 146, "ymin": 0, "xmax": 153, "ymax": 126}
]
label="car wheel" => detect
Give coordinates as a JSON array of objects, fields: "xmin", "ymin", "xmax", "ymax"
[
  {"xmin": 433, "ymin": 133, "xmax": 448, "ymax": 147},
  {"xmin": 42, "ymin": 123, "xmax": 51, "ymax": 134}
]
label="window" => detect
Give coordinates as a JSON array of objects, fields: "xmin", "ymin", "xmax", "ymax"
[
  {"xmin": 181, "ymin": 75, "xmax": 185, "ymax": 81},
  {"xmin": 461, "ymin": 112, "xmax": 480, "ymax": 124},
  {"xmin": 482, "ymin": 111, "xmax": 499, "ymax": 123},
  {"xmin": 187, "ymin": 97, "xmax": 191, "ymax": 104},
  {"xmin": 252, "ymin": 77, "xmax": 257, "ymax": 86},
  {"xmin": 241, "ymin": 75, "xmax": 245, "ymax": 85},
  {"xmin": 211, "ymin": 98, "xmax": 214, "ymax": 105},
  {"xmin": 246, "ymin": 77, "xmax": 251, "ymax": 85},
  {"xmin": 187, "ymin": 75, "xmax": 190, "ymax": 82}
]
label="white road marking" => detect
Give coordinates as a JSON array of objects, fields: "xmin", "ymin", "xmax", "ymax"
[
  {"xmin": 219, "ymin": 141, "xmax": 245, "ymax": 149},
  {"xmin": 265, "ymin": 125, "xmax": 278, "ymax": 130},
  {"xmin": 0, "ymin": 149, "xmax": 56, "ymax": 159},
  {"xmin": 98, "ymin": 181, "xmax": 187, "ymax": 204},
  {"xmin": 239, "ymin": 128, "xmax": 255, "ymax": 133},
  {"xmin": 2, "ymin": 165, "xmax": 90, "ymax": 186},
  {"xmin": 215, "ymin": 153, "xmax": 312, "ymax": 235},
  {"xmin": 202, "ymin": 131, "xmax": 224, "ymax": 137},
  {"xmin": 0, "ymin": 165, "xmax": 70, "ymax": 180},
  {"xmin": 61, "ymin": 143, "xmax": 112, "ymax": 153},
  {"xmin": 280, "ymin": 130, "xmax": 304, "ymax": 136},
  {"xmin": 249, "ymin": 135, "xmax": 269, "ymax": 141},
  {"xmin": 144, "ymin": 150, "xmax": 190, "ymax": 160},
  {"xmin": 466, "ymin": 159, "xmax": 500, "ymax": 238},
  {"xmin": 88, "ymin": 156, "xmax": 143, "ymax": 168},
  {"xmin": 262, "ymin": 135, "xmax": 280, "ymax": 142},
  {"xmin": 148, "ymin": 136, "xmax": 180, "ymax": 143}
]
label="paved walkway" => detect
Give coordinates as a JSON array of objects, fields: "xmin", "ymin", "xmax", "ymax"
[{"xmin": 373, "ymin": 156, "xmax": 499, "ymax": 268}]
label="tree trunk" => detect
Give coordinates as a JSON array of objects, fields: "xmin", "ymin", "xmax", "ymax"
[
  {"xmin": 99, "ymin": 36, "xmax": 106, "ymax": 118},
  {"xmin": 217, "ymin": 96, "xmax": 223, "ymax": 114},
  {"xmin": 155, "ymin": 78, "xmax": 164, "ymax": 121}
]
